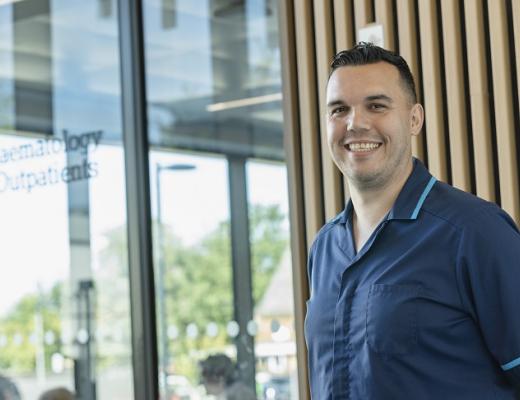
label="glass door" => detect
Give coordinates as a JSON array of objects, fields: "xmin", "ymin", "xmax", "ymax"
[
  {"xmin": 0, "ymin": 1, "xmax": 134, "ymax": 398},
  {"xmin": 143, "ymin": 1, "xmax": 299, "ymax": 399}
]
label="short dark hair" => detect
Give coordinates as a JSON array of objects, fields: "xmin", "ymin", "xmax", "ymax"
[
  {"xmin": 199, "ymin": 354, "xmax": 237, "ymax": 386},
  {"xmin": 330, "ymin": 42, "xmax": 417, "ymax": 103}
]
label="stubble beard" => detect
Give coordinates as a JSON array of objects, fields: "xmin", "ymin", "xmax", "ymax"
[{"xmin": 341, "ymin": 142, "xmax": 411, "ymax": 192}]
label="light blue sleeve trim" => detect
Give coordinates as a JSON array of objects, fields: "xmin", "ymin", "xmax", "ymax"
[
  {"xmin": 411, "ymin": 176, "xmax": 437, "ymax": 219},
  {"xmin": 501, "ymin": 356, "xmax": 520, "ymax": 371}
]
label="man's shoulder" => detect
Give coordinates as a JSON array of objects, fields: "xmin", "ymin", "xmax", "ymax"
[
  {"xmin": 315, "ymin": 209, "xmax": 345, "ymax": 238},
  {"xmin": 424, "ymin": 180, "xmax": 517, "ymax": 233},
  {"xmin": 307, "ymin": 209, "xmax": 346, "ymax": 256}
]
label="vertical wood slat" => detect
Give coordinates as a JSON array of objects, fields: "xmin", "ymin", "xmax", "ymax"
[
  {"xmin": 396, "ymin": 0, "xmax": 425, "ymax": 161},
  {"xmin": 353, "ymin": 0, "xmax": 373, "ymax": 34},
  {"xmin": 514, "ymin": 0, "xmax": 520, "ymax": 115},
  {"xmin": 294, "ymin": 0, "xmax": 325, "ymax": 245},
  {"xmin": 277, "ymin": 1, "xmax": 311, "ymax": 398},
  {"xmin": 279, "ymin": 1, "xmax": 520, "ymax": 399},
  {"xmin": 334, "ymin": 0, "xmax": 355, "ymax": 52},
  {"xmin": 374, "ymin": 0, "xmax": 395, "ymax": 50},
  {"xmin": 332, "ymin": 0, "xmax": 355, "ymax": 202},
  {"xmin": 463, "ymin": 0, "xmax": 495, "ymax": 202},
  {"xmin": 487, "ymin": 0, "xmax": 520, "ymax": 222},
  {"xmin": 513, "ymin": 0, "xmax": 520, "ymax": 218},
  {"xmin": 418, "ymin": 0, "xmax": 448, "ymax": 181},
  {"xmin": 314, "ymin": 0, "xmax": 343, "ymax": 221},
  {"xmin": 440, "ymin": 0, "xmax": 471, "ymax": 192}
]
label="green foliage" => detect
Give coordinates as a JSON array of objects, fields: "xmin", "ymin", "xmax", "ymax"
[
  {"xmin": 0, "ymin": 203, "xmax": 288, "ymax": 382},
  {"xmin": 249, "ymin": 204, "xmax": 288, "ymax": 305},
  {"xmin": 162, "ymin": 218, "xmax": 233, "ymax": 379},
  {"xmin": 0, "ymin": 284, "xmax": 62, "ymax": 374},
  {"xmin": 161, "ymin": 203, "xmax": 288, "ymax": 381}
]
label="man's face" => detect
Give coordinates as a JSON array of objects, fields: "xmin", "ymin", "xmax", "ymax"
[{"xmin": 326, "ymin": 61, "xmax": 423, "ymax": 190}]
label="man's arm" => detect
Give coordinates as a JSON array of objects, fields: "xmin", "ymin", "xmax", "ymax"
[{"xmin": 456, "ymin": 205, "xmax": 520, "ymax": 392}]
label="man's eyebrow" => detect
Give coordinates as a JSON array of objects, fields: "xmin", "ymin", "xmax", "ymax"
[
  {"xmin": 326, "ymin": 100, "xmax": 347, "ymax": 108},
  {"xmin": 365, "ymin": 94, "xmax": 393, "ymax": 102}
]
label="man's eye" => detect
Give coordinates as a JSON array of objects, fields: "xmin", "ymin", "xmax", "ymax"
[
  {"xmin": 369, "ymin": 103, "xmax": 386, "ymax": 111},
  {"xmin": 330, "ymin": 106, "xmax": 347, "ymax": 116}
]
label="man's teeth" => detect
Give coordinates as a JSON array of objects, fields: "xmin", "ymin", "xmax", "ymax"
[{"xmin": 348, "ymin": 142, "xmax": 381, "ymax": 152}]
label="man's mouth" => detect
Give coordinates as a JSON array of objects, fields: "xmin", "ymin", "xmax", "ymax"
[{"xmin": 346, "ymin": 142, "xmax": 382, "ymax": 152}]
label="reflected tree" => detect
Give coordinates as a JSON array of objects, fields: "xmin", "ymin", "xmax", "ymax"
[
  {"xmin": 0, "ymin": 204, "xmax": 288, "ymax": 382},
  {"xmin": 161, "ymin": 203, "xmax": 288, "ymax": 381},
  {"xmin": 0, "ymin": 284, "xmax": 62, "ymax": 374},
  {"xmin": 249, "ymin": 204, "xmax": 288, "ymax": 305}
]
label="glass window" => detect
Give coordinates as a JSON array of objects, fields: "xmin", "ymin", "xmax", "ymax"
[
  {"xmin": 247, "ymin": 160, "xmax": 297, "ymax": 400},
  {"xmin": 0, "ymin": 1, "xmax": 133, "ymax": 399},
  {"xmin": 143, "ymin": 0, "xmax": 298, "ymax": 399}
]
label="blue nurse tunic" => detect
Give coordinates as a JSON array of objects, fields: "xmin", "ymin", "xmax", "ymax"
[{"xmin": 305, "ymin": 159, "xmax": 520, "ymax": 399}]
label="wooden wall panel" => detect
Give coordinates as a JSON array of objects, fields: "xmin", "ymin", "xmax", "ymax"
[
  {"xmin": 333, "ymin": 0, "xmax": 355, "ymax": 52},
  {"xmin": 277, "ymin": 1, "xmax": 310, "ymax": 398},
  {"xmin": 463, "ymin": 0, "xmax": 495, "ymax": 202},
  {"xmin": 293, "ymin": 0, "xmax": 324, "ymax": 246},
  {"xmin": 314, "ymin": 0, "xmax": 343, "ymax": 221},
  {"xmin": 487, "ymin": 0, "xmax": 520, "ymax": 221},
  {"xmin": 396, "ymin": 0, "xmax": 424, "ymax": 161},
  {"xmin": 353, "ymin": 0, "xmax": 373, "ymax": 34},
  {"xmin": 375, "ymin": 0, "xmax": 395, "ymax": 50},
  {"xmin": 441, "ymin": 0, "xmax": 471, "ymax": 192},
  {"xmin": 514, "ymin": 0, "xmax": 520, "ymax": 121},
  {"xmin": 418, "ymin": 0, "xmax": 448, "ymax": 182},
  {"xmin": 279, "ymin": 0, "xmax": 520, "ymax": 395}
]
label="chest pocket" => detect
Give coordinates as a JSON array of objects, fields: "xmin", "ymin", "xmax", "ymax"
[{"xmin": 366, "ymin": 283, "xmax": 421, "ymax": 356}]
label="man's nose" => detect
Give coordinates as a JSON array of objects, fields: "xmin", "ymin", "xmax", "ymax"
[{"xmin": 346, "ymin": 108, "xmax": 370, "ymax": 132}]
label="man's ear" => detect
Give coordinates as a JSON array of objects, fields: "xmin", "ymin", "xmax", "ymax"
[{"xmin": 410, "ymin": 103, "xmax": 424, "ymax": 136}]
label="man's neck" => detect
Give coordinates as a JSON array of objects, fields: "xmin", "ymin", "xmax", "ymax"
[{"xmin": 349, "ymin": 160, "xmax": 414, "ymax": 252}]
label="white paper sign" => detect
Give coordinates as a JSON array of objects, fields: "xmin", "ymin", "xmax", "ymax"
[{"xmin": 358, "ymin": 23, "xmax": 385, "ymax": 48}]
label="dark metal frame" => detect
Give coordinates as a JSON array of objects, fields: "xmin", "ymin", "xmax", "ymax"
[
  {"xmin": 228, "ymin": 155, "xmax": 256, "ymax": 390},
  {"xmin": 117, "ymin": 0, "xmax": 159, "ymax": 399}
]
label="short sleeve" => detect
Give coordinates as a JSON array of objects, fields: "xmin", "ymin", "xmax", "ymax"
[{"xmin": 456, "ymin": 205, "xmax": 520, "ymax": 388}]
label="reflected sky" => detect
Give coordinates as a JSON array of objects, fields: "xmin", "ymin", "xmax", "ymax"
[
  {"xmin": 0, "ymin": 0, "xmax": 288, "ymax": 324},
  {"xmin": 0, "ymin": 134, "xmax": 69, "ymax": 314}
]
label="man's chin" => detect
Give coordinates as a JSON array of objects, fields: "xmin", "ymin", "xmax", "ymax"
[{"xmin": 346, "ymin": 170, "xmax": 385, "ymax": 190}]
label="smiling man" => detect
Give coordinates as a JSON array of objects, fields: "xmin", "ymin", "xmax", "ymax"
[{"xmin": 304, "ymin": 43, "xmax": 520, "ymax": 399}]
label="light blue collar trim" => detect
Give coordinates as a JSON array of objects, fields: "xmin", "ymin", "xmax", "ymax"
[
  {"xmin": 410, "ymin": 176, "xmax": 437, "ymax": 219},
  {"xmin": 501, "ymin": 355, "xmax": 520, "ymax": 371}
]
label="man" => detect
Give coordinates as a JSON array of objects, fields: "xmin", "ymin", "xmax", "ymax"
[
  {"xmin": 199, "ymin": 353, "xmax": 257, "ymax": 400},
  {"xmin": 305, "ymin": 42, "xmax": 520, "ymax": 399}
]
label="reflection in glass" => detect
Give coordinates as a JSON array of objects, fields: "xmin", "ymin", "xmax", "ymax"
[
  {"xmin": 144, "ymin": 0, "xmax": 298, "ymax": 399},
  {"xmin": 248, "ymin": 161, "xmax": 297, "ymax": 400},
  {"xmin": 0, "ymin": 0, "xmax": 133, "ymax": 399},
  {"xmin": 150, "ymin": 151, "xmax": 234, "ymax": 399}
]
